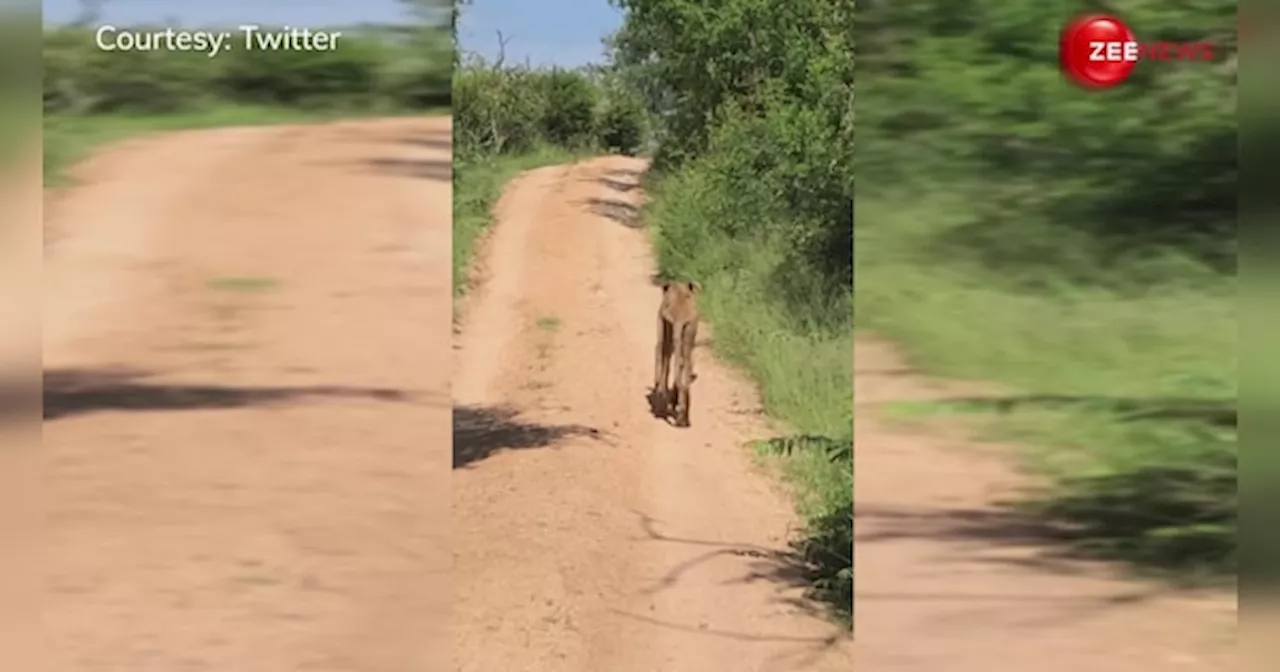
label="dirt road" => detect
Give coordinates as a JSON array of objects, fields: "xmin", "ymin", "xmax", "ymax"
[
  {"xmin": 44, "ymin": 117, "xmax": 453, "ymax": 671},
  {"xmin": 854, "ymin": 338, "xmax": 1237, "ymax": 670},
  {"xmin": 451, "ymin": 156, "xmax": 853, "ymax": 671},
  {"xmin": 1, "ymin": 151, "xmax": 41, "ymax": 672}
]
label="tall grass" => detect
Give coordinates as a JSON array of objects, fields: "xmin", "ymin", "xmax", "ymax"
[{"xmin": 856, "ymin": 195, "xmax": 1237, "ymax": 579}]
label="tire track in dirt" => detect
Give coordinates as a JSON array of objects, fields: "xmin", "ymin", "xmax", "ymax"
[
  {"xmin": 452, "ymin": 156, "xmax": 853, "ymax": 671},
  {"xmin": 44, "ymin": 117, "xmax": 453, "ymax": 672},
  {"xmin": 853, "ymin": 338, "xmax": 1237, "ymax": 670}
]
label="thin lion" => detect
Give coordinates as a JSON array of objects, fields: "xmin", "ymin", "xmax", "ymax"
[{"xmin": 650, "ymin": 280, "xmax": 700, "ymax": 427}]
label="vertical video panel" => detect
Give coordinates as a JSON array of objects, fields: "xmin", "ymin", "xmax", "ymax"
[
  {"xmin": 1241, "ymin": 2, "xmax": 1276, "ymax": 667},
  {"xmin": 43, "ymin": 1, "xmax": 453, "ymax": 670},
  {"xmin": 1, "ymin": 5, "xmax": 42, "ymax": 672},
  {"xmin": 451, "ymin": 1, "xmax": 852, "ymax": 670},
  {"xmin": 854, "ymin": 3, "xmax": 1237, "ymax": 670}
]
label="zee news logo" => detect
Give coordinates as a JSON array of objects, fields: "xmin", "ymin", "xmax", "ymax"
[{"xmin": 1059, "ymin": 14, "xmax": 1219, "ymax": 89}]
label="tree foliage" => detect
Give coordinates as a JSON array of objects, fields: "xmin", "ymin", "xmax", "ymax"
[
  {"xmin": 452, "ymin": 54, "xmax": 645, "ymax": 159},
  {"xmin": 610, "ymin": 0, "xmax": 854, "ymax": 298},
  {"xmin": 857, "ymin": 0, "xmax": 1237, "ymax": 279},
  {"xmin": 43, "ymin": 20, "xmax": 452, "ymax": 116}
]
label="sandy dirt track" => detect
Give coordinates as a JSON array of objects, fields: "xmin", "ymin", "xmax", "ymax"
[
  {"xmin": 1, "ymin": 151, "xmax": 42, "ymax": 672},
  {"xmin": 44, "ymin": 117, "xmax": 452, "ymax": 671},
  {"xmin": 854, "ymin": 338, "xmax": 1237, "ymax": 670},
  {"xmin": 451, "ymin": 156, "xmax": 853, "ymax": 671}
]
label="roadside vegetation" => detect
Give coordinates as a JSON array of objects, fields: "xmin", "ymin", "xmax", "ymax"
[
  {"xmin": 0, "ymin": 9, "xmax": 39, "ymax": 169},
  {"xmin": 856, "ymin": 0, "xmax": 1236, "ymax": 581},
  {"xmin": 42, "ymin": 0, "xmax": 451, "ymax": 185}
]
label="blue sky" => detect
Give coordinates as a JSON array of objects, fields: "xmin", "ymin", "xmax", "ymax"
[
  {"xmin": 42, "ymin": 0, "xmax": 625, "ymax": 68},
  {"xmin": 42, "ymin": 0, "xmax": 414, "ymax": 27},
  {"xmin": 457, "ymin": 0, "xmax": 624, "ymax": 68}
]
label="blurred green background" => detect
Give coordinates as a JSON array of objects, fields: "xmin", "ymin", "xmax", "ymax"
[{"xmin": 40, "ymin": 0, "xmax": 452, "ymax": 185}]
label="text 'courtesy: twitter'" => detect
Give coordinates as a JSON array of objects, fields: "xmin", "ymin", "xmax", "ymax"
[{"xmin": 93, "ymin": 25, "xmax": 343, "ymax": 58}]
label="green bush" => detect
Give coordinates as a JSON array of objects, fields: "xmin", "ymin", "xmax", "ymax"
[
  {"xmin": 538, "ymin": 68, "xmax": 598, "ymax": 148},
  {"xmin": 453, "ymin": 60, "xmax": 551, "ymax": 158},
  {"xmin": 597, "ymin": 92, "xmax": 647, "ymax": 156},
  {"xmin": 855, "ymin": 0, "xmax": 1236, "ymax": 278},
  {"xmin": 216, "ymin": 39, "xmax": 383, "ymax": 108},
  {"xmin": 453, "ymin": 57, "xmax": 644, "ymax": 160},
  {"xmin": 44, "ymin": 27, "xmax": 216, "ymax": 114},
  {"xmin": 42, "ymin": 24, "xmax": 450, "ymax": 116}
]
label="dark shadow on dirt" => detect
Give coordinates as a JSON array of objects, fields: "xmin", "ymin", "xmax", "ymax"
[
  {"xmin": 598, "ymin": 176, "xmax": 639, "ymax": 193},
  {"xmin": 1028, "ymin": 461, "xmax": 1235, "ymax": 577},
  {"xmin": 630, "ymin": 508, "xmax": 852, "ymax": 630},
  {"xmin": 392, "ymin": 134, "xmax": 453, "ymax": 152},
  {"xmin": 931, "ymin": 394, "xmax": 1237, "ymax": 427},
  {"xmin": 645, "ymin": 387, "xmax": 668, "ymax": 420},
  {"xmin": 872, "ymin": 394, "xmax": 1236, "ymax": 577},
  {"xmin": 644, "ymin": 382, "xmax": 699, "ymax": 427},
  {"xmin": 596, "ymin": 168, "xmax": 645, "ymax": 195},
  {"xmin": 856, "ymin": 503, "xmax": 1071, "ymax": 547},
  {"xmin": 853, "ymin": 504, "xmax": 1206, "ymax": 627},
  {"xmin": 607, "ymin": 609, "xmax": 847, "ymax": 668},
  {"xmin": 853, "ymin": 588, "xmax": 1158, "ymax": 603},
  {"xmin": 857, "ymin": 483, "xmax": 1235, "ymax": 580},
  {"xmin": 363, "ymin": 157, "xmax": 453, "ymax": 181},
  {"xmin": 582, "ymin": 197, "xmax": 643, "ymax": 228},
  {"xmin": 453, "ymin": 403, "xmax": 607, "ymax": 469},
  {"xmin": 853, "ymin": 583, "xmax": 1184, "ymax": 631},
  {"xmin": 0, "ymin": 376, "xmax": 40, "ymax": 421},
  {"xmin": 44, "ymin": 368, "xmax": 421, "ymax": 421}
]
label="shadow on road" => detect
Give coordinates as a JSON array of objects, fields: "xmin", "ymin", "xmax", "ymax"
[
  {"xmin": 924, "ymin": 394, "xmax": 1237, "ymax": 427},
  {"xmin": 392, "ymin": 134, "xmax": 453, "ymax": 152},
  {"xmin": 856, "ymin": 503, "xmax": 1070, "ymax": 548},
  {"xmin": 861, "ymin": 391, "xmax": 1237, "ymax": 578},
  {"xmin": 0, "ymin": 376, "xmax": 39, "ymax": 421},
  {"xmin": 607, "ymin": 608, "xmax": 846, "ymax": 671},
  {"xmin": 629, "ymin": 508, "xmax": 849, "ymax": 631},
  {"xmin": 852, "ymin": 584, "xmax": 1182, "ymax": 631},
  {"xmin": 598, "ymin": 176, "xmax": 639, "ymax": 193},
  {"xmin": 853, "ymin": 503, "xmax": 1197, "ymax": 628},
  {"xmin": 44, "ymin": 368, "xmax": 420, "ymax": 421},
  {"xmin": 453, "ymin": 403, "xmax": 606, "ymax": 468},
  {"xmin": 363, "ymin": 157, "xmax": 453, "ymax": 181},
  {"xmin": 581, "ymin": 197, "xmax": 643, "ymax": 228},
  {"xmin": 857, "ymin": 477, "xmax": 1235, "ymax": 581},
  {"xmin": 312, "ymin": 155, "xmax": 453, "ymax": 181}
]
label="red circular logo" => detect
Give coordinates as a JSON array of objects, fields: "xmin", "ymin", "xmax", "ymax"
[{"xmin": 1059, "ymin": 14, "xmax": 1138, "ymax": 89}]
